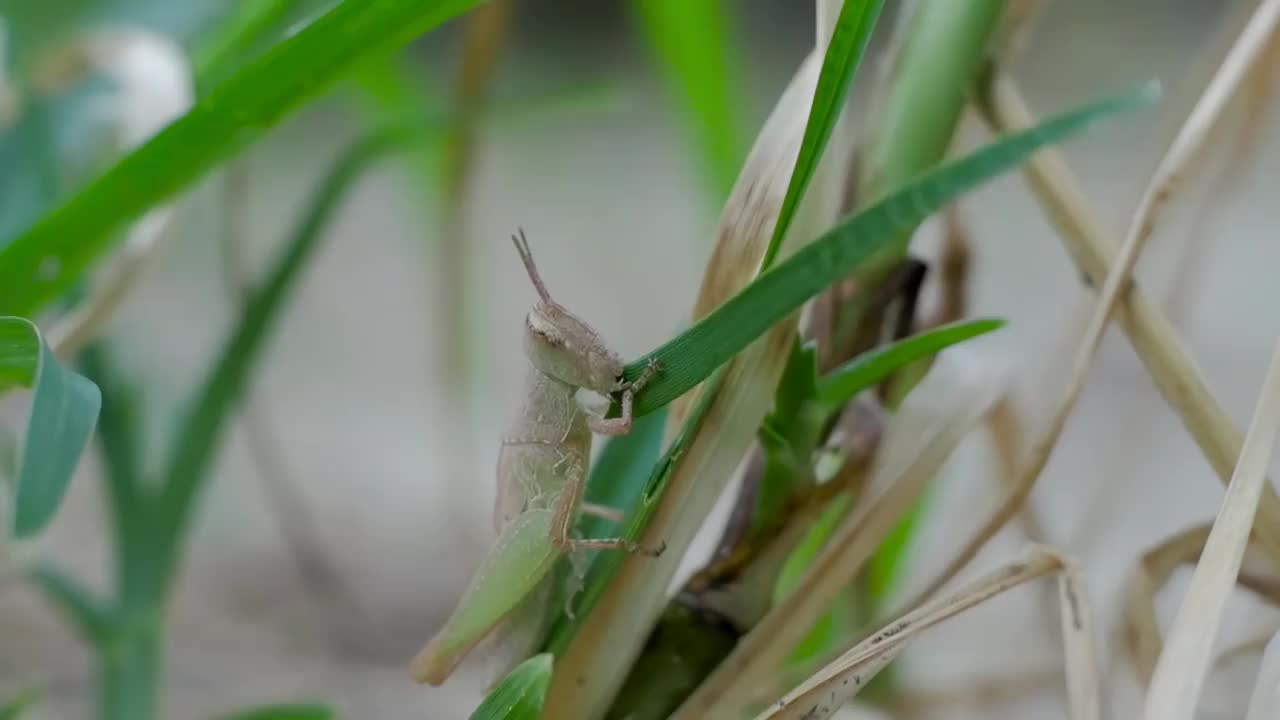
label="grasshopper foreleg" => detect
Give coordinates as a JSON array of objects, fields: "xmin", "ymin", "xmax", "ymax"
[{"xmin": 588, "ymin": 358, "xmax": 661, "ymax": 436}]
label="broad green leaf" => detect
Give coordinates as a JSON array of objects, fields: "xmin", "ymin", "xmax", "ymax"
[
  {"xmin": 760, "ymin": 0, "xmax": 886, "ymax": 270},
  {"xmin": 0, "ymin": 0, "xmax": 487, "ymax": 316},
  {"xmin": 470, "ymin": 653, "xmax": 553, "ymax": 720},
  {"xmin": 631, "ymin": 0, "xmax": 744, "ymax": 198},
  {"xmin": 0, "ymin": 317, "xmax": 101, "ymax": 537},
  {"xmin": 214, "ymin": 704, "xmax": 333, "ymax": 720},
  {"xmin": 816, "ymin": 318, "xmax": 1004, "ymax": 409},
  {"xmin": 0, "ymin": 689, "xmax": 37, "ymax": 720},
  {"xmin": 620, "ymin": 84, "xmax": 1158, "ymax": 414}
]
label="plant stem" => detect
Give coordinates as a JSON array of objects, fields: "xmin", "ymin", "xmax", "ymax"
[{"xmin": 98, "ymin": 615, "xmax": 162, "ymax": 720}]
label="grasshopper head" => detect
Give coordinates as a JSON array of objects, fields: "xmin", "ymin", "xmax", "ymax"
[{"xmin": 512, "ymin": 230, "xmax": 625, "ymax": 394}]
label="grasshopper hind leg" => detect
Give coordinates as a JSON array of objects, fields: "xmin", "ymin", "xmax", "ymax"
[{"xmin": 409, "ymin": 508, "xmax": 560, "ymax": 685}]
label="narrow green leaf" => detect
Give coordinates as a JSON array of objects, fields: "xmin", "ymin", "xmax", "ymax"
[
  {"xmin": 817, "ymin": 318, "xmax": 1004, "ymax": 409},
  {"xmin": 214, "ymin": 704, "xmax": 333, "ymax": 720},
  {"xmin": 760, "ymin": 0, "xmax": 886, "ymax": 270},
  {"xmin": 621, "ymin": 84, "xmax": 1158, "ymax": 414},
  {"xmin": 193, "ymin": 0, "xmax": 308, "ymax": 88},
  {"xmin": 0, "ymin": 688, "xmax": 37, "ymax": 720},
  {"xmin": 28, "ymin": 562, "xmax": 111, "ymax": 643},
  {"xmin": 752, "ymin": 339, "xmax": 823, "ymax": 538},
  {"xmin": 0, "ymin": 0, "xmax": 487, "ymax": 316},
  {"xmin": 864, "ymin": 490, "xmax": 923, "ymax": 600},
  {"xmin": 0, "ymin": 317, "xmax": 101, "ymax": 537},
  {"xmin": 150, "ymin": 126, "xmax": 431, "ymax": 547},
  {"xmin": 631, "ymin": 0, "xmax": 745, "ymax": 198},
  {"xmin": 470, "ymin": 653, "xmax": 553, "ymax": 720}
]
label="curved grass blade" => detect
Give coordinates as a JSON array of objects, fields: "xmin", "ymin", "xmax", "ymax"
[
  {"xmin": 471, "ymin": 653, "xmax": 554, "ymax": 720},
  {"xmin": 0, "ymin": 0, "xmax": 486, "ymax": 317},
  {"xmin": 631, "ymin": 0, "xmax": 745, "ymax": 198},
  {"xmin": 816, "ymin": 318, "xmax": 1004, "ymax": 410},
  {"xmin": 0, "ymin": 317, "xmax": 101, "ymax": 537},
  {"xmin": 148, "ymin": 126, "xmax": 431, "ymax": 547},
  {"xmin": 621, "ymin": 84, "xmax": 1159, "ymax": 415},
  {"xmin": 759, "ymin": 0, "xmax": 886, "ymax": 270}
]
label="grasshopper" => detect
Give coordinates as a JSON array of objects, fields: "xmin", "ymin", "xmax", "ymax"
[{"xmin": 410, "ymin": 230, "xmax": 663, "ymax": 685}]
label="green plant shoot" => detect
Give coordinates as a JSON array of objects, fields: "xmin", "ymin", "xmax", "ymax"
[{"xmin": 409, "ymin": 231, "xmax": 663, "ymax": 685}]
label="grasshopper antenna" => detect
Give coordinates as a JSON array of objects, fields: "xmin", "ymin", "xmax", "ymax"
[{"xmin": 511, "ymin": 228, "xmax": 554, "ymax": 304}]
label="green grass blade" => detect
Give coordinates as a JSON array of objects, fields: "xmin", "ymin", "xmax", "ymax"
[
  {"xmin": 631, "ymin": 0, "xmax": 745, "ymax": 198},
  {"xmin": 863, "ymin": 492, "xmax": 922, "ymax": 600},
  {"xmin": 28, "ymin": 562, "xmax": 111, "ymax": 643},
  {"xmin": 214, "ymin": 704, "xmax": 333, "ymax": 720},
  {"xmin": 816, "ymin": 318, "xmax": 1004, "ymax": 409},
  {"xmin": 0, "ymin": 0, "xmax": 486, "ymax": 317},
  {"xmin": 470, "ymin": 653, "xmax": 553, "ymax": 720},
  {"xmin": 621, "ymin": 84, "xmax": 1158, "ymax": 415},
  {"xmin": 193, "ymin": 0, "xmax": 307, "ymax": 89},
  {"xmin": 0, "ymin": 317, "xmax": 102, "ymax": 537},
  {"xmin": 149, "ymin": 126, "xmax": 430, "ymax": 550},
  {"xmin": 760, "ymin": 0, "xmax": 886, "ymax": 271}
]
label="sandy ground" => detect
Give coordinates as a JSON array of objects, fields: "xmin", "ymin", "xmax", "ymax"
[{"xmin": 3, "ymin": 0, "xmax": 1280, "ymax": 718}]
